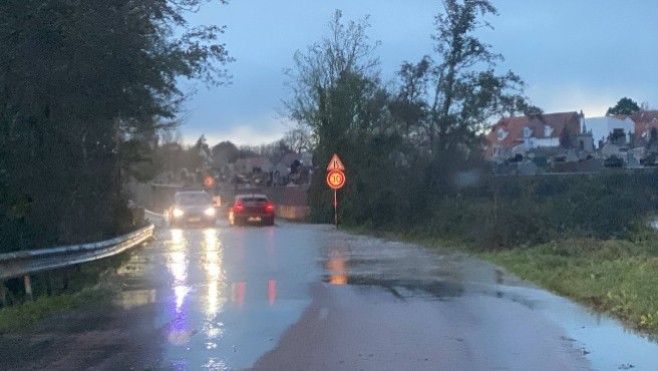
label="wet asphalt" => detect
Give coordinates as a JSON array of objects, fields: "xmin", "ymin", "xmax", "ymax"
[{"xmin": 2, "ymin": 220, "xmax": 658, "ymax": 370}]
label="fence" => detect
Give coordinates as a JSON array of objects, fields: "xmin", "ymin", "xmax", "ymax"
[{"xmin": 0, "ymin": 224, "xmax": 154, "ymax": 304}]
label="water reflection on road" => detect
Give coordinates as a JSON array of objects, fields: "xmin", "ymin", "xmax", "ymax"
[
  {"xmin": 327, "ymin": 247, "xmax": 347, "ymax": 285},
  {"xmin": 152, "ymin": 224, "xmax": 318, "ymax": 370},
  {"xmin": 317, "ymin": 230, "xmax": 658, "ymax": 371}
]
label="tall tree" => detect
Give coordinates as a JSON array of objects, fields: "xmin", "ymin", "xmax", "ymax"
[
  {"xmin": 0, "ymin": 0, "xmax": 231, "ymax": 251},
  {"xmin": 389, "ymin": 0, "xmax": 532, "ymax": 199},
  {"xmin": 606, "ymin": 97, "xmax": 640, "ymax": 116},
  {"xmin": 285, "ymin": 10, "xmax": 402, "ymax": 225},
  {"xmin": 426, "ymin": 0, "xmax": 527, "ymax": 152},
  {"xmin": 284, "ymin": 10, "xmax": 381, "ymax": 138}
]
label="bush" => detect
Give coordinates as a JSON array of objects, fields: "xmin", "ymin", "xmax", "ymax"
[
  {"xmin": 311, "ymin": 167, "xmax": 658, "ymax": 249},
  {"xmin": 428, "ymin": 170, "xmax": 658, "ymax": 249}
]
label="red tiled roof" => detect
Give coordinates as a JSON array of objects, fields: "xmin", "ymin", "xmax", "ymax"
[
  {"xmin": 632, "ymin": 110, "xmax": 658, "ymax": 142},
  {"xmin": 486, "ymin": 111, "xmax": 581, "ymax": 150}
]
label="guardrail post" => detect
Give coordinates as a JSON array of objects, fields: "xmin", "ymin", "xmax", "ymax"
[
  {"xmin": 24, "ymin": 275, "xmax": 33, "ymax": 301},
  {"xmin": 63, "ymin": 269, "xmax": 69, "ymax": 290},
  {"xmin": 45, "ymin": 272, "xmax": 53, "ymax": 295},
  {"xmin": 0, "ymin": 283, "xmax": 6, "ymax": 307}
]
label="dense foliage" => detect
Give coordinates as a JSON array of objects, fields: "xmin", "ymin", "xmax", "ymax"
[
  {"xmin": 287, "ymin": 2, "xmax": 656, "ymax": 248},
  {"xmin": 606, "ymin": 97, "xmax": 640, "ymax": 116},
  {"xmin": 425, "ymin": 171, "xmax": 658, "ymax": 248},
  {"xmin": 286, "ymin": 3, "xmax": 530, "ymax": 226},
  {"xmin": 0, "ymin": 0, "xmax": 230, "ymax": 252}
]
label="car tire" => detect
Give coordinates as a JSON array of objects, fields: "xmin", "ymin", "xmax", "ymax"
[{"xmin": 263, "ymin": 217, "xmax": 274, "ymax": 226}]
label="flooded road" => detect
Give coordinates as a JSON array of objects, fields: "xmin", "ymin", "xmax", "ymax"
[
  {"xmin": 1, "ymin": 222, "xmax": 657, "ymax": 370},
  {"xmin": 121, "ymin": 222, "xmax": 323, "ymax": 370}
]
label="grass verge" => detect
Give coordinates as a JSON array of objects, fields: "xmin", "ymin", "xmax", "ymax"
[
  {"xmin": 478, "ymin": 235, "xmax": 658, "ymax": 334},
  {"xmin": 0, "ymin": 254, "xmax": 128, "ymax": 333},
  {"xmin": 0, "ymin": 294, "xmax": 77, "ymax": 333}
]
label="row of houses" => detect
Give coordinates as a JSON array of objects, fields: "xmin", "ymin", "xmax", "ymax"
[
  {"xmin": 220, "ymin": 152, "xmax": 313, "ymax": 187},
  {"xmin": 485, "ymin": 110, "xmax": 658, "ymax": 173}
]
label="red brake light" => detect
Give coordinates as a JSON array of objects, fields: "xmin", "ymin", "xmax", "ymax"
[
  {"xmin": 265, "ymin": 203, "xmax": 274, "ymax": 212},
  {"xmin": 234, "ymin": 203, "xmax": 244, "ymax": 212}
]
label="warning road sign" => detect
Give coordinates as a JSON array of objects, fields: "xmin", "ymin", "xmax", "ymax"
[
  {"xmin": 326, "ymin": 169, "xmax": 346, "ymax": 190},
  {"xmin": 327, "ymin": 153, "xmax": 346, "ymax": 171}
]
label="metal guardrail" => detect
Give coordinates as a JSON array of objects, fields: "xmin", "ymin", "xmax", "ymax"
[
  {"xmin": 0, "ymin": 224, "xmax": 154, "ymax": 281},
  {"xmin": 144, "ymin": 209, "xmax": 165, "ymax": 219}
]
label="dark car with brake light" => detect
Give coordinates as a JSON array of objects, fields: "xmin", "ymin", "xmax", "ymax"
[{"xmin": 229, "ymin": 194, "xmax": 275, "ymax": 226}]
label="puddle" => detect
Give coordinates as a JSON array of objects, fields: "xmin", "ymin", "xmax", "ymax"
[
  {"xmin": 322, "ymin": 229, "xmax": 658, "ymax": 371},
  {"xmin": 115, "ymin": 289, "xmax": 156, "ymax": 310}
]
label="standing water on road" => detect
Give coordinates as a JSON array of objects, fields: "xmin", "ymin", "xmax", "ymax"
[
  {"xmin": 314, "ymin": 228, "xmax": 658, "ymax": 371},
  {"xmin": 116, "ymin": 222, "xmax": 323, "ymax": 370}
]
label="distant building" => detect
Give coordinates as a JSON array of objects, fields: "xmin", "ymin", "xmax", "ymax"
[
  {"xmin": 234, "ymin": 157, "xmax": 274, "ymax": 174},
  {"xmin": 584, "ymin": 115, "xmax": 634, "ymax": 148},
  {"xmin": 631, "ymin": 110, "xmax": 658, "ymax": 145},
  {"xmin": 485, "ymin": 111, "xmax": 583, "ymax": 162}
]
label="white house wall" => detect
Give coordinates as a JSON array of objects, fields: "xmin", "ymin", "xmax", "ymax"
[
  {"xmin": 585, "ymin": 116, "xmax": 634, "ymax": 145},
  {"xmin": 535, "ymin": 137, "xmax": 560, "ymax": 148}
]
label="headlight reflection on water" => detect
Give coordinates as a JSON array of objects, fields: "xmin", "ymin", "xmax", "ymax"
[
  {"xmin": 165, "ymin": 228, "xmax": 230, "ymax": 370},
  {"xmin": 167, "ymin": 229, "xmax": 189, "ymax": 311},
  {"xmin": 203, "ymin": 229, "xmax": 226, "ymax": 337},
  {"xmin": 166, "ymin": 229, "xmax": 191, "ymax": 345}
]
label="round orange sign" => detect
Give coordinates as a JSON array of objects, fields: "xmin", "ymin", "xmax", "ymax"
[
  {"xmin": 203, "ymin": 176, "xmax": 215, "ymax": 188},
  {"xmin": 326, "ymin": 169, "xmax": 346, "ymax": 190}
]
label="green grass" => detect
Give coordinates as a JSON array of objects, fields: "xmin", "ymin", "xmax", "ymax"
[
  {"xmin": 0, "ymin": 294, "xmax": 77, "ymax": 333},
  {"xmin": 0, "ymin": 254, "xmax": 128, "ymax": 333},
  {"xmin": 478, "ymin": 236, "xmax": 658, "ymax": 334}
]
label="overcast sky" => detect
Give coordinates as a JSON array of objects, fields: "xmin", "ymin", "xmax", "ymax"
[{"xmin": 178, "ymin": 1, "xmax": 658, "ymax": 146}]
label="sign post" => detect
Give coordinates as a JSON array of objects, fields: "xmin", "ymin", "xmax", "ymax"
[{"xmin": 326, "ymin": 154, "xmax": 346, "ymax": 228}]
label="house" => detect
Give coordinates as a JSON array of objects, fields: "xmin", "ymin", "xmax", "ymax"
[
  {"xmin": 485, "ymin": 111, "xmax": 584, "ymax": 162},
  {"xmin": 278, "ymin": 153, "xmax": 301, "ymax": 172},
  {"xmin": 631, "ymin": 110, "xmax": 658, "ymax": 146},
  {"xmin": 584, "ymin": 115, "xmax": 634, "ymax": 148},
  {"xmin": 233, "ymin": 156, "xmax": 274, "ymax": 175}
]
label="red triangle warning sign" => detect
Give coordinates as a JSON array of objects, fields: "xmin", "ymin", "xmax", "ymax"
[{"xmin": 327, "ymin": 153, "xmax": 345, "ymax": 171}]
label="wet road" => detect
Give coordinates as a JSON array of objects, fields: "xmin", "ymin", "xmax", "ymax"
[
  {"xmin": 2, "ymin": 221, "xmax": 658, "ymax": 370},
  {"xmin": 118, "ymin": 222, "xmax": 321, "ymax": 370}
]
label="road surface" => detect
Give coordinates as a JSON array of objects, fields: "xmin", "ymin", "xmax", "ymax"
[{"xmin": 1, "ymin": 221, "xmax": 657, "ymax": 370}]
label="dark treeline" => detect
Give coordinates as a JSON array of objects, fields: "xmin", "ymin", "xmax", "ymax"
[
  {"xmin": 287, "ymin": 2, "xmax": 655, "ymax": 247},
  {"xmin": 0, "ymin": 0, "xmax": 231, "ymax": 253}
]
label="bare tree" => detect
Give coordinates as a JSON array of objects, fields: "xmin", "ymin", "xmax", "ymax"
[
  {"xmin": 284, "ymin": 10, "xmax": 381, "ymax": 133},
  {"xmin": 426, "ymin": 0, "xmax": 528, "ymax": 151},
  {"xmin": 283, "ymin": 127, "xmax": 314, "ymax": 153}
]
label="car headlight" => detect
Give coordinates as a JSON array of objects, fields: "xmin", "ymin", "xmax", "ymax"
[
  {"xmin": 172, "ymin": 208, "xmax": 184, "ymax": 218},
  {"xmin": 204, "ymin": 207, "xmax": 216, "ymax": 217}
]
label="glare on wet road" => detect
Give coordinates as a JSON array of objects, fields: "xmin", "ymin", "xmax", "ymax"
[
  {"xmin": 111, "ymin": 222, "xmax": 658, "ymax": 371},
  {"xmin": 142, "ymin": 224, "xmax": 320, "ymax": 370}
]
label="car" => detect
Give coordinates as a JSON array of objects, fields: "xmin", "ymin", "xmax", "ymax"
[
  {"xmin": 167, "ymin": 190, "xmax": 217, "ymax": 228},
  {"xmin": 228, "ymin": 194, "xmax": 275, "ymax": 226}
]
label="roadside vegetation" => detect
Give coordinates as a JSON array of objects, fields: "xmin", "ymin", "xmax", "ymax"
[
  {"xmin": 0, "ymin": 295, "xmax": 77, "ymax": 333},
  {"xmin": 0, "ymin": 255, "xmax": 126, "ymax": 333},
  {"xmin": 0, "ymin": 1, "xmax": 230, "ymax": 312},
  {"xmin": 285, "ymin": 1, "xmax": 658, "ymax": 337},
  {"xmin": 480, "ymin": 235, "xmax": 658, "ymax": 334}
]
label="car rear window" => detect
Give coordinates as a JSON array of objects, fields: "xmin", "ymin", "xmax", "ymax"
[
  {"xmin": 237, "ymin": 196, "xmax": 269, "ymax": 203},
  {"xmin": 176, "ymin": 193, "xmax": 211, "ymax": 205}
]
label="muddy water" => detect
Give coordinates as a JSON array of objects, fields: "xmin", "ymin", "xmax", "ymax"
[{"xmin": 319, "ymin": 230, "xmax": 658, "ymax": 370}]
